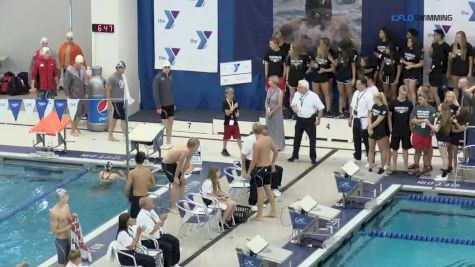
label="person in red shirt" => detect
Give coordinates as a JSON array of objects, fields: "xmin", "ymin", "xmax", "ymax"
[{"xmin": 30, "ymin": 47, "xmax": 59, "ymax": 99}]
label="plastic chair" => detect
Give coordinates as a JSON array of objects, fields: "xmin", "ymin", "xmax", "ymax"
[
  {"xmin": 176, "ymin": 199, "xmax": 213, "ymax": 240},
  {"xmin": 236, "ymin": 248, "xmax": 263, "ymax": 267},
  {"xmin": 223, "ymin": 166, "xmax": 250, "ymax": 203},
  {"xmin": 110, "ymin": 240, "xmax": 142, "ymax": 267},
  {"xmin": 186, "ymin": 192, "xmax": 223, "ymax": 232},
  {"xmin": 139, "ymin": 235, "xmax": 164, "ymax": 267}
]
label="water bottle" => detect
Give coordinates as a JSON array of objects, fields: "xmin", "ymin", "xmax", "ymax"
[{"xmin": 87, "ymin": 67, "xmax": 109, "ymax": 131}]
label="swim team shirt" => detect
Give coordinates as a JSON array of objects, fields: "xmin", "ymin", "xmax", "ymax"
[
  {"xmin": 381, "ymin": 53, "xmax": 400, "ymax": 77},
  {"xmin": 370, "ymin": 104, "xmax": 388, "ymax": 136},
  {"xmin": 451, "ymin": 42, "xmax": 473, "ymax": 76},
  {"xmin": 410, "ymin": 104, "xmax": 436, "ymax": 136},
  {"xmin": 430, "ymin": 41, "xmax": 450, "ymax": 72},
  {"xmin": 335, "ymin": 49, "xmax": 358, "ymax": 81},
  {"xmin": 264, "ymin": 49, "xmax": 286, "ymax": 77},
  {"xmin": 286, "ymin": 55, "xmax": 311, "ymax": 86},
  {"xmin": 389, "ymin": 99, "xmax": 413, "ymax": 136}
]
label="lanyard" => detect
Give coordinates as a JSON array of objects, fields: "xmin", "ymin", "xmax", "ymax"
[
  {"xmin": 299, "ymin": 91, "xmax": 309, "ymax": 107},
  {"xmin": 226, "ymin": 99, "xmax": 234, "ymax": 118},
  {"xmin": 355, "ymin": 89, "xmax": 367, "ymax": 107},
  {"xmin": 147, "ymin": 211, "xmax": 157, "ymax": 224}
]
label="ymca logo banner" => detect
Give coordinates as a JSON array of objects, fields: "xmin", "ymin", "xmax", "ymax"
[{"xmin": 154, "ymin": 0, "xmax": 218, "ymax": 72}]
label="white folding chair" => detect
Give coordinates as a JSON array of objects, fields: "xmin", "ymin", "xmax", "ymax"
[
  {"xmin": 223, "ymin": 166, "xmax": 250, "ymax": 204},
  {"xmin": 176, "ymin": 199, "xmax": 214, "ymax": 240}
]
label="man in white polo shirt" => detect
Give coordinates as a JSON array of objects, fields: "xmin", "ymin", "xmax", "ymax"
[
  {"xmin": 349, "ymin": 76, "xmax": 374, "ymax": 161},
  {"xmin": 288, "ymin": 79, "xmax": 325, "ymax": 164},
  {"xmin": 136, "ymin": 197, "xmax": 180, "ymax": 267}
]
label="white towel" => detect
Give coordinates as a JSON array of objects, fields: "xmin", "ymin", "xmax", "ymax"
[{"xmin": 123, "ymin": 75, "xmax": 135, "ymax": 106}]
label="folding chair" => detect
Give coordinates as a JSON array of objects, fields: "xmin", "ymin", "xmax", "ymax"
[
  {"xmin": 223, "ymin": 166, "xmax": 250, "ymax": 203},
  {"xmin": 111, "ymin": 240, "xmax": 162, "ymax": 267},
  {"xmin": 176, "ymin": 199, "xmax": 214, "ymax": 240},
  {"xmin": 236, "ymin": 248, "xmax": 264, "ymax": 267},
  {"xmin": 185, "ymin": 192, "xmax": 223, "ymax": 232}
]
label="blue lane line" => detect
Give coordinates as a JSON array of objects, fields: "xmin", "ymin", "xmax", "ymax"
[
  {"xmin": 361, "ymin": 230, "xmax": 475, "ymax": 246},
  {"xmin": 0, "ymin": 168, "xmax": 89, "ymax": 224},
  {"xmin": 403, "ymin": 194, "xmax": 475, "ymax": 207}
]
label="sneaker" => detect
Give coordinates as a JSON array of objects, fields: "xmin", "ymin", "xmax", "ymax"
[
  {"xmin": 377, "ymin": 168, "xmax": 385, "ymax": 175},
  {"xmin": 336, "ymin": 112, "xmax": 346, "ymax": 119},
  {"xmin": 273, "ymin": 189, "xmax": 282, "ymax": 197},
  {"xmin": 311, "ymin": 159, "xmax": 318, "ymax": 165},
  {"xmin": 434, "ymin": 174, "xmax": 448, "ymax": 182},
  {"xmin": 288, "ymin": 157, "xmax": 299, "ymax": 162},
  {"xmin": 251, "ymin": 205, "xmax": 258, "ymax": 212},
  {"xmin": 221, "ymin": 149, "xmax": 230, "ymax": 157}
]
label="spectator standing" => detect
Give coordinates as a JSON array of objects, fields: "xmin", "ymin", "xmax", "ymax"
[
  {"xmin": 409, "ymin": 93, "xmax": 436, "ymax": 176},
  {"xmin": 265, "ymin": 76, "xmax": 285, "ymax": 151},
  {"xmin": 373, "ymin": 28, "xmax": 393, "ymax": 87},
  {"xmin": 379, "ymin": 44, "xmax": 401, "ymax": 101},
  {"xmin": 153, "ymin": 60, "xmax": 175, "ymax": 148},
  {"xmin": 335, "ymin": 38, "xmax": 358, "ymax": 118},
  {"xmin": 427, "ymin": 103, "xmax": 453, "ymax": 181},
  {"xmin": 388, "ymin": 86, "xmax": 413, "ymax": 173},
  {"xmin": 401, "ymin": 36, "xmax": 424, "ymax": 104},
  {"xmin": 221, "ymin": 87, "xmax": 242, "ymax": 157},
  {"xmin": 349, "ymin": 78, "xmax": 374, "ymax": 161},
  {"xmin": 30, "ymin": 47, "xmax": 59, "ymax": 99},
  {"xmin": 63, "ymin": 55, "xmax": 87, "ymax": 136},
  {"xmin": 448, "ymin": 31, "xmax": 473, "ymax": 101},
  {"xmin": 285, "ymin": 42, "xmax": 311, "ymax": 107},
  {"xmin": 311, "ymin": 41, "xmax": 336, "ymax": 116},
  {"xmin": 461, "ymin": 82, "xmax": 475, "ymax": 125},
  {"xmin": 428, "ymin": 29, "xmax": 450, "ymax": 107},
  {"xmin": 264, "ymin": 37, "xmax": 286, "ymax": 90},
  {"xmin": 288, "ymin": 80, "xmax": 325, "ymax": 164},
  {"xmin": 367, "ymin": 92, "xmax": 390, "ymax": 174},
  {"xmin": 106, "ymin": 61, "xmax": 127, "ymax": 141},
  {"xmin": 58, "ymin": 32, "xmax": 86, "ymax": 71}
]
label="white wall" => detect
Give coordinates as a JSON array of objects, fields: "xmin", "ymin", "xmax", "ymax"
[
  {"xmin": 0, "ymin": 0, "xmax": 92, "ymax": 73},
  {"xmin": 91, "ymin": 0, "xmax": 140, "ymax": 114}
]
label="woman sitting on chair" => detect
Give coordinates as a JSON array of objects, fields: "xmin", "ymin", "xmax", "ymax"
[
  {"xmin": 116, "ymin": 213, "xmax": 155, "ymax": 267},
  {"xmin": 202, "ymin": 166, "xmax": 237, "ymax": 229}
]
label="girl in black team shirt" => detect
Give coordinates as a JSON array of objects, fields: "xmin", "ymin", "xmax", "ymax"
[
  {"xmin": 285, "ymin": 42, "xmax": 311, "ymax": 106},
  {"xmin": 379, "ymin": 44, "xmax": 401, "ymax": 101},
  {"xmin": 368, "ymin": 92, "xmax": 390, "ymax": 174},
  {"xmin": 374, "ymin": 28, "xmax": 392, "ymax": 86},
  {"xmin": 336, "ymin": 38, "xmax": 358, "ymax": 118},
  {"xmin": 401, "ymin": 36, "xmax": 424, "ymax": 104},
  {"xmin": 441, "ymin": 91, "xmax": 460, "ymax": 174},
  {"xmin": 448, "ymin": 31, "xmax": 473, "ymax": 101},
  {"xmin": 311, "ymin": 41, "xmax": 336, "ymax": 115},
  {"xmin": 427, "ymin": 103, "xmax": 453, "ymax": 181}
]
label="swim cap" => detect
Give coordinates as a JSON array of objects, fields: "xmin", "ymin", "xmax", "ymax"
[
  {"xmin": 104, "ymin": 161, "xmax": 113, "ymax": 172},
  {"xmin": 56, "ymin": 188, "xmax": 68, "ymax": 198}
]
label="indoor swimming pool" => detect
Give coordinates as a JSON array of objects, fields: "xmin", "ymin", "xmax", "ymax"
[
  {"xmin": 0, "ymin": 161, "xmax": 168, "ymax": 266},
  {"xmin": 319, "ymin": 192, "xmax": 475, "ymax": 267}
]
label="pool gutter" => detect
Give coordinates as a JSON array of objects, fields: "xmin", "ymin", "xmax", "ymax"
[{"xmin": 299, "ymin": 184, "xmax": 402, "ymax": 267}]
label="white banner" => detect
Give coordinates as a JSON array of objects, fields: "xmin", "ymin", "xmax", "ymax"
[
  {"xmin": 23, "ymin": 99, "xmax": 36, "ymax": 114},
  {"xmin": 67, "ymin": 99, "xmax": 80, "ymax": 120},
  {"xmin": 423, "ymin": 0, "xmax": 475, "ymax": 84},
  {"xmin": 45, "ymin": 99, "xmax": 55, "ymax": 116},
  {"xmin": 154, "ymin": 0, "xmax": 218, "ymax": 73},
  {"xmin": 220, "ymin": 60, "xmax": 253, "ymax": 86}
]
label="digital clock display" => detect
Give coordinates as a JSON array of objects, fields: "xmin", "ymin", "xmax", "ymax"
[{"xmin": 92, "ymin": 24, "xmax": 114, "ymax": 33}]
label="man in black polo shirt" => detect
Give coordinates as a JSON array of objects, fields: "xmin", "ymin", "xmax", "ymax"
[
  {"xmin": 428, "ymin": 29, "xmax": 450, "ymax": 107},
  {"xmin": 389, "ymin": 85, "xmax": 413, "ymax": 173},
  {"xmin": 264, "ymin": 37, "xmax": 286, "ymax": 91}
]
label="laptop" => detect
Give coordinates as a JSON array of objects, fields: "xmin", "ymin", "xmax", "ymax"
[
  {"xmin": 342, "ymin": 160, "xmax": 360, "ymax": 176},
  {"xmin": 246, "ymin": 235, "xmax": 269, "ymax": 254},
  {"xmin": 300, "ymin": 195, "xmax": 318, "ymax": 213}
]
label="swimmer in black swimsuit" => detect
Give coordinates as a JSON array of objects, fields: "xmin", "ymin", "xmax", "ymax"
[{"xmin": 98, "ymin": 161, "xmax": 124, "ymax": 183}]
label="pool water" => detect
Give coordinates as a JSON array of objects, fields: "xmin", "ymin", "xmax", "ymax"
[
  {"xmin": 0, "ymin": 162, "xmax": 168, "ymax": 266},
  {"xmin": 319, "ymin": 194, "xmax": 475, "ymax": 267}
]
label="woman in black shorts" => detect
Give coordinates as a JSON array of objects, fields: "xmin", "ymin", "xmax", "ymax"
[
  {"xmin": 380, "ymin": 44, "xmax": 401, "ymax": 101},
  {"xmin": 335, "ymin": 38, "xmax": 358, "ymax": 118},
  {"xmin": 401, "ymin": 36, "xmax": 424, "ymax": 104},
  {"xmin": 450, "ymin": 107, "xmax": 471, "ymax": 173},
  {"xmin": 311, "ymin": 41, "xmax": 335, "ymax": 115},
  {"xmin": 374, "ymin": 27, "xmax": 392, "ymax": 87},
  {"xmin": 368, "ymin": 92, "xmax": 390, "ymax": 174},
  {"xmin": 285, "ymin": 42, "xmax": 311, "ymax": 106},
  {"xmin": 448, "ymin": 31, "xmax": 473, "ymax": 101},
  {"xmin": 428, "ymin": 103, "xmax": 453, "ymax": 181},
  {"xmin": 442, "ymin": 91, "xmax": 459, "ymax": 173}
]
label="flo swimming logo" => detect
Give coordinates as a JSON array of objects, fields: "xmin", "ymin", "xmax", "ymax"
[
  {"xmin": 160, "ymin": 48, "xmax": 181, "ymax": 65},
  {"xmin": 159, "ymin": 10, "xmax": 179, "ymax": 29},
  {"xmin": 191, "ymin": 30, "xmax": 213, "ymax": 49}
]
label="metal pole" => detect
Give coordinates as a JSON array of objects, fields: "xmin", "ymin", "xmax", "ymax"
[
  {"xmin": 125, "ymin": 99, "xmax": 130, "ymax": 174},
  {"xmin": 69, "ymin": 0, "xmax": 73, "ymax": 31}
]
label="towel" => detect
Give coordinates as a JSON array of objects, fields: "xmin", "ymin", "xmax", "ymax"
[
  {"xmin": 123, "ymin": 75, "xmax": 135, "ymax": 106},
  {"xmin": 71, "ymin": 213, "xmax": 92, "ymax": 263}
]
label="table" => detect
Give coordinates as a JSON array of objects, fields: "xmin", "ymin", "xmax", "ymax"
[
  {"xmin": 129, "ymin": 124, "xmax": 164, "ymax": 158},
  {"xmin": 30, "ymin": 111, "xmax": 71, "ymax": 152}
]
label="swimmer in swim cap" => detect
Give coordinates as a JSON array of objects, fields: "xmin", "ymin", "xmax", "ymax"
[{"xmin": 98, "ymin": 161, "xmax": 124, "ymax": 183}]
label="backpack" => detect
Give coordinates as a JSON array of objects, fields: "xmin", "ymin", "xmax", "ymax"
[
  {"xmin": 0, "ymin": 72, "xmax": 15, "ymax": 94},
  {"xmin": 8, "ymin": 76, "xmax": 27, "ymax": 96},
  {"xmin": 17, "ymin": 72, "xmax": 30, "ymax": 90}
]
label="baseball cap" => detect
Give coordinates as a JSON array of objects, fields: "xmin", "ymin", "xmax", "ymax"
[
  {"xmin": 116, "ymin": 60, "xmax": 126, "ymax": 69},
  {"xmin": 66, "ymin": 31, "xmax": 74, "ymax": 40},
  {"xmin": 162, "ymin": 60, "xmax": 171, "ymax": 68},
  {"xmin": 75, "ymin": 55, "xmax": 84, "ymax": 63}
]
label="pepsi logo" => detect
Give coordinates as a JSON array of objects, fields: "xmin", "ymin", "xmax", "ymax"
[{"xmin": 97, "ymin": 100, "xmax": 108, "ymax": 115}]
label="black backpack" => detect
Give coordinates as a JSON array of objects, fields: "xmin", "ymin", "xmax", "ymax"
[
  {"xmin": 17, "ymin": 72, "xmax": 30, "ymax": 90},
  {"xmin": 8, "ymin": 76, "xmax": 27, "ymax": 96}
]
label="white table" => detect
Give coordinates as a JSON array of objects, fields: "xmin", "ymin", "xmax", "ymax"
[{"xmin": 129, "ymin": 124, "xmax": 164, "ymax": 158}]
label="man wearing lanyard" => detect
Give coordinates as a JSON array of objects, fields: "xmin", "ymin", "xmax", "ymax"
[
  {"xmin": 288, "ymin": 80, "xmax": 325, "ymax": 164},
  {"xmin": 349, "ymin": 77, "xmax": 374, "ymax": 161},
  {"xmin": 136, "ymin": 197, "xmax": 180, "ymax": 267}
]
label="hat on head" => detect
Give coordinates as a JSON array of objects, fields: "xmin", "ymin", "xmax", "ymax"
[
  {"xmin": 75, "ymin": 55, "xmax": 84, "ymax": 63},
  {"xmin": 41, "ymin": 47, "xmax": 51, "ymax": 56},
  {"xmin": 66, "ymin": 31, "xmax": 74, "ymax": 39},
  {"xmin": 162, "ymin": 60, "xmax": 171, "ymax": 68},
  {"xmin": 56, "ymin": 188, "xmax": 68, "ymax": 198},
  {"xmin": 40, "ymin": 37, "xmax": 48, "ymax": 44},
  {"xmin": 116, "ymin": 60, "xmax": 126, "ymax": 69}
]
